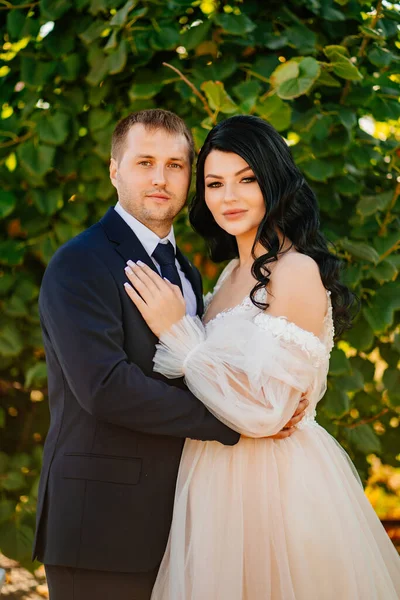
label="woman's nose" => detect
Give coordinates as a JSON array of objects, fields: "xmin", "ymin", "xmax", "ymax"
[{"xmin": 223, "ymin": 183, "xmax": 238, "ymax": 202}]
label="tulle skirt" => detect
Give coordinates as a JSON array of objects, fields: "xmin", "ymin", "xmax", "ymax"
[{"xmin": 151, "ymin": 423, "xmax": 400, "ymax": 599}]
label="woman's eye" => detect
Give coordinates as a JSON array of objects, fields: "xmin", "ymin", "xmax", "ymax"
[
  {"xmin": 169, "ymin": 163, "xmax": 182, "ymax": 169},
  {"xmin": 207, "ymin": 182, "xmax": 222, "ymax": 188},
  {"xmin": 242, "ymin": 176, "xmax": 256, "ymax": 183},
  {"xmin": 138, "ymin": 161, "xmax": 151, "ymax": 167}
]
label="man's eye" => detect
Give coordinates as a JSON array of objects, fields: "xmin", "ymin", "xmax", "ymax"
[
  {"xmin": 138, "ymin": 161, "xmax": 152, "ymax": 166},
  {"xmin": 169, "ymin": 163, "xmax": 182, "ymax": 169}
]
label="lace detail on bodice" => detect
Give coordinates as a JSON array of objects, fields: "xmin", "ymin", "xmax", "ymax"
[
  {"xmin": 203, "ymin": 260, "xmax": 334, "ymax": 362},
  {"xmin": 253, "ymin": 312, "xmax": 329, "ymax": 368}
]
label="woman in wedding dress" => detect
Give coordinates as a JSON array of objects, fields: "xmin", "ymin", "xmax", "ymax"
[{"xmin": 124, "ymin": 115, "xmax": 400, "ymax": 599}]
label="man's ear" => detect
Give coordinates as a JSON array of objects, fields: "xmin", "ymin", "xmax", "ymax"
[{"xmin": 109, "ymin": 157, "xmax": 118, "ymax": 188}]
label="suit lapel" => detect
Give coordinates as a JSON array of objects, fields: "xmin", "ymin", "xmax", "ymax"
[
  {"xmin": 100, "ymin": 207, "xmax": 204, "ymax": 317},
  {"xmin": 176, "ymin": 247, "xmax": 204, "ymax": 317},
  {"xmin": 100, "ymin": 207, "xmax": 158, "ymax": 272}
]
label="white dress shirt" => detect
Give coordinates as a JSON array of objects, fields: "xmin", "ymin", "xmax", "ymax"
[{"xmin": 114, "ymin": 202, "xmax": 198, "ymax": 316}]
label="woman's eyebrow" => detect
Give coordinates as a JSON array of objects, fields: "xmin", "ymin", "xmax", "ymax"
[{"xmin": 205, "ymin": 166, "xmax": 253, "ymax": 179}]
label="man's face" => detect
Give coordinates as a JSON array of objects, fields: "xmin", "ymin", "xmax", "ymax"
[{"xmin": 110, "ymin": 124, "xmax": 192, "ymax": 236}]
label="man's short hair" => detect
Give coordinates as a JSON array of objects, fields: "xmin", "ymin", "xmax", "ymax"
[{"xmin": 111, "ymin": 109, "xmax": 195, "ymax": 165}]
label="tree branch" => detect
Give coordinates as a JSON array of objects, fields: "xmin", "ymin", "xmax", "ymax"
[
  {"xmin": 340, "ymin": 0, "xmax": 383, "ymax": 105},
  {"xmin": 378, "ymin": 182, "xmax": 400, "ymax": 237},
  {"xmin": 0, "ymin": 1, "xmax": 39, "ymax": 9},
  {"xmin": 162, "ymin": 62, "xmax": 214, "ymax": 120}
]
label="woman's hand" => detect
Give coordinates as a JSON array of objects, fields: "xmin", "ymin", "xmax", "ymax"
[{"xmin": 124, "ymin": 260, "xmax": 186, "ymax": 338}]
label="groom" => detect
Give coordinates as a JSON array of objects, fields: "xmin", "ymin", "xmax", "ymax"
[{"xmin": 33, "ymin": 109, "xmax": 308, "ymax": 600}]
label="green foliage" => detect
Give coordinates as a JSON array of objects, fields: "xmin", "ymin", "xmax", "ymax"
[{"xmin": 1, "ymin": 0, "xmax": 399, "ymax": 564}]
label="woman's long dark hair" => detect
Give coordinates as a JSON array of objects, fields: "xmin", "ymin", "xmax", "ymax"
[{"xmin": 189, "ymin": 115, "xmax": 357, "ymax": 338}]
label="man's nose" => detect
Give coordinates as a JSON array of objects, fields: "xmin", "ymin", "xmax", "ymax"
[{"xmin": 152, "ymin": 165, "xmax": 166, "ymax": 187}]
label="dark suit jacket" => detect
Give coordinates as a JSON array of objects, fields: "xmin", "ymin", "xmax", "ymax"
[{"xmin": 33, "ymin": 207, "xmax": 239, "ymax": 573}]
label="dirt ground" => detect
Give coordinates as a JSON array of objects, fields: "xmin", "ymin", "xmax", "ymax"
[{"xmin": 0, "ymin": 554, "xmax": 48, "ymax": 599}]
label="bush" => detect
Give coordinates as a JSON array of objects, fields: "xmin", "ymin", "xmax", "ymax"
[{"xmin": 0, "ymin": 0, "xmax": 399, "ymax": 566}]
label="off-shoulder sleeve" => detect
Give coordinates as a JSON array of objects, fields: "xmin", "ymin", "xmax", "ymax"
[{"xmin": 153, "ymin": 313, "xmax": 328, "ymax": 437}]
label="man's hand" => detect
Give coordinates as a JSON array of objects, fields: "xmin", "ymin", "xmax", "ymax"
[{"xmin": 268, "ymin": 395, "xmax": 309, "ymax": 440}]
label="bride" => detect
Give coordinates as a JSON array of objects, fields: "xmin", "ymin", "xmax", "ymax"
[{"xmin": 124, "ymin": 115, "xmax": 400, "ymax": 599}]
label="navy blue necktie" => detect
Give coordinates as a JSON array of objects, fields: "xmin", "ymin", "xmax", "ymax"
[{"xmin": 152, "ymin": 241, "xmax": 183, "ymax": 294}]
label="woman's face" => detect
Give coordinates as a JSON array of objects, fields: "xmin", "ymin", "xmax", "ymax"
[{"xmin": 204, "ymin": 150, "xmax": 266, "ymax": 237}]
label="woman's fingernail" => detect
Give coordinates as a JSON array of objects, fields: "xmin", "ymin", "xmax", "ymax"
[
  {"xmin": 163, "ymin": 277, "xmax": 171, "ymax": 283},
  {"xmin": 125, "ymin": 266, "xmax": 133, "ymax": 275},
  {"xmin": 127, "ymin": 260, "xmax": 135, "ymax": 268},
  {"xmin": 137, "ymin": 260, "xmax": 145, "ymax": 267}
]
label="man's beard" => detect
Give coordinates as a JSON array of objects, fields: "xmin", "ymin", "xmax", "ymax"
[{"xmin": 118, "ymin": 186, "xmax": 186, "ymax": 226}]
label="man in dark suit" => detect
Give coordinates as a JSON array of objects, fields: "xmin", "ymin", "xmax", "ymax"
[{"xmin": 34, "ymin": 109, "xmax": 307, "ymax": 599}]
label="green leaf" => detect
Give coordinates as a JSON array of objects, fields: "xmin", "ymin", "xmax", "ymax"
[
  {"xmin": 285, "ymin": 25, "xmax": 317, "ymax": 54},
  {"xmin": 31, "ymin": 189, "xmax": 63, "ymax": 216},
  {"xmin": 0, "ymin": 274, "xmax": 14, "ymax": 296},
  {"xmin": 0, "ymin": 322, "xmax": 23, "ymax": 356},
  {"xmin": 200, "ymin": 81, "xmax": 238, "ymax": 114},
  {"xmin": 110, "ymin": 0, "xmax": 135, "ymax": 27},
  {"xmin": 108, "ymin": 40, "xmax": 128, "ymax": 74},
  {"xmin": 383, "ymin": 368, "xmax": 400, "ymax": 406},
  {"xmin": 129, "ymin": 82, "xmax": 163, "ymax": 100},
  {"xmin": 59, "ymin": 53, "xmax": 81, "ymax": 81},
  {"xmin": 79, "ymin": 20, "xmax": 108, "ymax": 45},
  {"xmin": 345, "ymin": 425, "xmax": 382, "ymax": 454},
  {"xmin": 359, "ymin": 25, "xmax": 386, "ymax": 40},
  {"xmin": 274, "ymin": 58, "xmax": 321, "ymax": 99},
  {"xmin": 0, "ymin": 522, "xmax": 33, "ymax": 562},
  {"xmin": 363, "ymin": 282, "xmax": 400, "ymax": 333},
  {"xmin": 6, "ymin": 10, "xmax": 25, "ymax": 39},
  {"xmin": 302, "ymin": 159, "xmax": 335, "ymax": 182},
  {"xmin": 4, "ymin": 295, "xmax": 28, "ymax": 318},
  {"xmin": 322, "ymin": 6, "xmax": 346, "ymax": 20},
  {"xmin": 232, "ymin": 80, "xmax": 262, "ymax": 112},
  {"xmin": 338, "ymin": 107, "xmax": 357, "ymax": 130},
  {"xmin": 324, "ymin": 46, "xmax": 363, "ymax": 81},
  {"xmin": 214, "ymin": 13, "xmax": 256, "ymax": 36},
  {"xmin": 25, "ymin": 362, "xmax": 47, "ymax": 388},
  {"xmin": 0, "ymin": 241, "xmax": 26, "ymax": 266},
  {"xmin": 86, "ymin": 46, "xmax": 109, "ymax": 86},
  {"xmin": 40, "ymin": 0, "xmax": 71, "ymax": 20},
  {"xmin": 316, "ymin": 69, "xmax": 341, "ymax": 88},
  {"xmin": 1, "ymin": 471, "xmax": 25, "ymax": 491},
  {"xmin": 88, "ymin": 108, "xmax": 113, "ymax": 133},
  {"xmin": 371, "ymin": 260, "xmax": 397, "ymax": 284},
  {"xmin": 271, "ymin": 61, "xmax": 299, "ymax": 87},
  {"xmin": 0, "ymin": 191, "xmax": 17, "ymax": 218},
  {"xmin": 356, "ymin": 191, "xmax": 392, "ymax": 217},
  {"xmin": 181, "ymin": 21, "xmax": 212, "ymax": 51},
  {"xmin": 150, "ymin": 25, "xmax": 180, "ymax": 51},
  {"xmin": 340, "ymin": 239, "xmax": 380, "ymax": 263},
  {"xmin": 0, "ymin": 500, "xmax": 14, "ymax": 526},
  {"xmin": 345, "ymin": 316, "xmax": 374, "ymax": 351},
  {"xmin": 255, "ymin": 95, "xmax": 292, "ymax": 131},
  {"xmin": 17, "ymin": 142, "xmax": 55, "ymax": 178},
  {"xmin": 329, "ymin": 348, "xmax": 351, "ymax": 376},
  {"xmin": 37, "ymin": 112, "xmax": 69, "ymax": 146},
  {"xmin": 20, "ymin": 57, "xmax": 55, "ymax": 87},
  {"xmin": 323, "ymin": 388, "xmax": 350, "ymax": 417},
  {"xmin": 334, "ymin": 176, "xmax": 363, "ymax": 196},
  {"xmin": 367, "ymin": 45, "xmax": 393, "ymax": 68},
  {"xmin": 249, "ymin": 55, "xmax": 280, "ymax": 81}
]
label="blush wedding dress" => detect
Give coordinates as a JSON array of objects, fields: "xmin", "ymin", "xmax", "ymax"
[{"xmin": 150, "ymin": 260, "xmax": 400, "ymax": 599}]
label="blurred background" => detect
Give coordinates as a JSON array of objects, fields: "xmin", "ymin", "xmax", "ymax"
[{"xmin": 0, "ymin": 0, "xmax": 399, "ymax": 596}]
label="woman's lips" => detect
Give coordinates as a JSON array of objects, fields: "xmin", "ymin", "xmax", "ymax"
[{"xmin": 223, "ymin": 209, "xmax": 247, "ymax": 219}]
